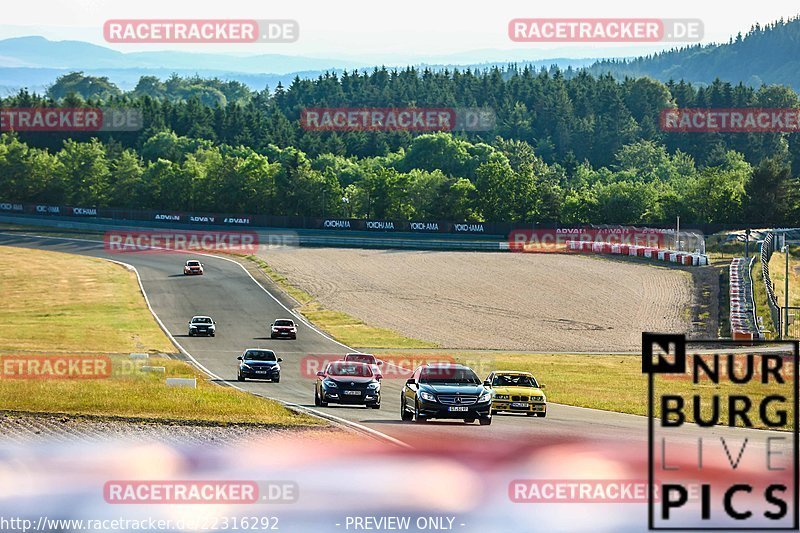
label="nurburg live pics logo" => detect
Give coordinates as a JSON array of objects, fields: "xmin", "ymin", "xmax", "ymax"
[{"xmin": 642, "ymin": 332, "xmax": 799, "ymax": 530}]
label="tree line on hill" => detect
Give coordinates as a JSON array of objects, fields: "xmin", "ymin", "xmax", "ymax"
[{"xmin": 0, "ymin": 67, "xmax": 798, "ymax": 225}]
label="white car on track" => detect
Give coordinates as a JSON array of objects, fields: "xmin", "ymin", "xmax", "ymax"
[{"xmin": 188, "ymin": 315, "xmax": 216, "ymax": 337}]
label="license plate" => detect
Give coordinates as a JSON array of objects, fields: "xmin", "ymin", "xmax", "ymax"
[
  {"xmin": 256, "ymin": 371, "xmax": 268, "ymax": 374},
  {"xmin": 448, "ymin": 406, "xmax": 469, "ymax": 412},
  {"xmin": 511, "ymin": 402, "xmax": 529, "ymax": 408},
  {"xmin": 344, "ymin": 390, "xmax": 361, "ymax": 395}
]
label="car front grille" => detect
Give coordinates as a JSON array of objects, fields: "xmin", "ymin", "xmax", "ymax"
[
  {"xmin": 438, "ymin": 394, "xmax": 478, "ymax": 406},
  {"xmin": 512, "ymin": 395, "xmax": 529, "ymax": 402}
]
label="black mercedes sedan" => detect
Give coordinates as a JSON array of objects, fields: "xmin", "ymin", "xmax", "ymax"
[
  {"xmin": 401, "ymin": 363, "xmax": 492, "ymax": 424},
  {"xmin": 314, "ymin": 361, "xmax": 380, "ymax": 409},
  {"xmin": 237, "ymin": 349, "xmax": 282, "ymax": 382}
]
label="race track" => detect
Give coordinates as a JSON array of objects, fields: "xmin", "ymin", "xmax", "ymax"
[{"xmin": 0, "ymin": 233, "xmax": 790, "ymax": 449}]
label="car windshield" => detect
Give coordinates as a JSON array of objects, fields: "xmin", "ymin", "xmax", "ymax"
[
  {"xmin": 493, "ymin": 374, "xmax": 538, "ymax": 388},
  {"xmin": 244, "ymin": 350, "xmax": 276, "ymax": 361},
  {"xmin": 187, "ymin": 261, "xmax": 200, "ymax": 266},
  {"xmin": 345, "ymin": 354, "xmax": 376, "ymax": 365},
  {"xmin": 327, "ymin": 362, "xmax": 373, "ymax": 378},
  {"xmin": 419, "ymin": 367, "xmax": 480, "ymax": 384},
  {"xmin": 192, "ymin": 317, "xmax": 212, "ymax": 324},
  {"xmin": 274, "ymin": 320, "xmax": 294, "ymax": 327}
]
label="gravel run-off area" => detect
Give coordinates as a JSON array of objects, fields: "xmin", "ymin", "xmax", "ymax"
[
  {"xmin": 0, "ymin": 412, "xmax": 355, "ymax": 447},
  {"xmin": 260, "ymin": 248, "xmax": 695, "ymax": 352}
]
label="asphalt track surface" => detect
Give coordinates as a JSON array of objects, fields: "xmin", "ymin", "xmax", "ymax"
[{"xmin": 0, "ymin": 233, "xmax": 793, "ymax": 450}]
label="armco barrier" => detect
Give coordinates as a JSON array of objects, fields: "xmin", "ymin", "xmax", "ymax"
[
  {"xmin": 0, "ymin": 200, "xmax": 506, "ymax": 237},
  {"xmin": 729, "ymin": 257, "xmax": 759, "ymax": 340},
  {"xmin": 0, "ymin": 212, "xmax": 507, "ymax": 252}
]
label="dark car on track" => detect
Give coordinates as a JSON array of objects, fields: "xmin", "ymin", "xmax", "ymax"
[
  {"xmin": 315, "ymin": 361, "xmax": 380, "ymax": 409},
  {"xmin": 270, "ymin": 318, "xmax": 297, "ymax": 339},
  {"xmin": 401, "ymin": 363, "xmax": 492, "ymax": 425},
  {"xmin": 237, "ymin": 349, "xmax": 282, "ymax": 382},
  {"xmin": 188, "ymin": 315, "xmax": 216, "ymax": 336}
]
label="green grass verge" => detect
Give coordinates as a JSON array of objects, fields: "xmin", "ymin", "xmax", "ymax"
[
  {"xmin": 0, "ymin": 246, "xmax": 175, "ymax": 353},
  {"xmin": 246, "ymin": 255, "xmax": 438, "ymax": 349},
  {"xmin": 0, "ymin": 355, "xmax": 319, "ymax": 426},
  {"xmin": 0, "ymin": 245, "xmax": 321, "ymax": 426},
  {"xmin": 769, "ymin": 249, "xmax": 800, "ymax": 308}
]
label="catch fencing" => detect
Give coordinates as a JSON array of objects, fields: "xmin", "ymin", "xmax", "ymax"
[{"xmin": 760, "ymin": 233, "xmax": 782, "ymax": 336}]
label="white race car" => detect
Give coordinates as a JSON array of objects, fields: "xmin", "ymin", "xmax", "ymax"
[
  {"xmin": 183, "ymin": 260, "xmax": 204, "ymax": 275},
  {"xmin": 188, "ymin": 315, "xmax": 216, "ymax": 337}
]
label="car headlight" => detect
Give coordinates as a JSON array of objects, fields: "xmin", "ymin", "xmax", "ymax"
[
  {"xmin": 189, "ymin": 325, "xmax": 197, "ymax": 329},
  {"xmin": 479, "ymin": 391, "xmax": 492, "ymax": 403},
  {"xmin": 272, "ymin": 365, "xmax": 280, "ymax": 371},
  {"xmin": 241, "ymin": 364, "xmax": 251, "ymax": 370},
  {"xmin": 419, "ymin": 391, "xmax": 436, "ymax": 402},
  {"xmin": 495, "ymin": 394, "xmax": 510, "ymax": 400},
  {"xmin": 272, "ymin": 327, "xmax": 279, "ymax": 331},
  {"xmin": 367, "ymin": 382, "xmax": 380, "ymax": 390},
  {"xmin": 323, "ymin": 379, "xmax": 338, "ymax": 388},
  {"xmin": 532, "ymin": 396, "xmax": 545, "ymax": 402}
]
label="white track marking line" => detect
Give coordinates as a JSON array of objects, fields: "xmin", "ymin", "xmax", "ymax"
[{"xmin": 0, "ymin": 232, "xmax": 408, "ymax": 448}]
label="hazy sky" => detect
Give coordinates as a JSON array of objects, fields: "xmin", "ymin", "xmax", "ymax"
[{"xmin": 1, "ymin": 0, "xmax": 798, "ymax": 60}]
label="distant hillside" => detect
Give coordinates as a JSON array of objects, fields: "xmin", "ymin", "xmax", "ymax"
[
  {"xmin": 587, "ymin": 16, "xmax": 800, "ymax": 90},
  {"xmin": 0, "ymin": 36, "xmax": 359, "ymax": 73}
]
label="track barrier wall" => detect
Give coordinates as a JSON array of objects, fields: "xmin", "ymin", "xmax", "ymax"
[
  {"xmin": 1, "ymin": 200, "xmax": 709, "ymax": 262},
  {"xmin": 729, "ymin": 257, "xmax": 760, "ymax": 340},
  {"xmin": 509, "ymin": 228, "xmax": 709, "ymax": 266}
]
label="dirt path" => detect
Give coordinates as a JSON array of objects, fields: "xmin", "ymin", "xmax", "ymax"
[{"xmin": 260, "ymin": 248, "xmax": 694, "ymax": 352}]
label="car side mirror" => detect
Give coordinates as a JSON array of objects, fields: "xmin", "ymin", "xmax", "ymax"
[
  {"xmin": 376, "ymin": 374, "xmax": 383, "ymax": 381},
  {"xmin": 483, "ymin": 380, "xmax": 492, "ymax": 387},
  {"xmin": 377, "ymin": 361, "xmax": 383, "ymax": 366},
  {"xmin": 540, "ymin": 384, "xmax": 546, "ymax": 389},
  {"xmin": 405, "ymin": 378, "xmax": 415, "ymax": 386},
  {"xmin": 316, "ymin": 371, "xmax": 325, "ymax": 377},
  {"xmin": 277, "ymin": 358, "xmax": 283, "ymax": 362},
  {"xmin": 237, "ymin": 356, "xmax": 242, "ymax": 360}
]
